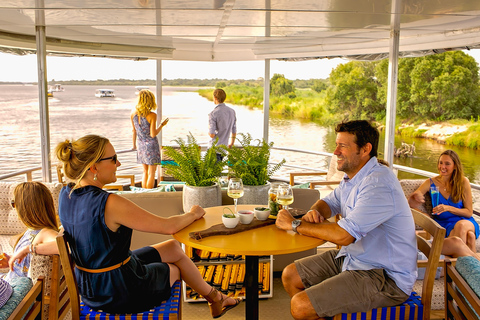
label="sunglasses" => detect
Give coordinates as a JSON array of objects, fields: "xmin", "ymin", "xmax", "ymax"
[
  {"xmin": 11, "ymin": 199, "xmax": 15, "ymax": 208},
  {"xmin": 97, "ymin": 154, "xmax": 117, "ymax": 164}
]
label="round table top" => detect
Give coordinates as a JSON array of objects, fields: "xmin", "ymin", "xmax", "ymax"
[{"xmin": 173, "ymin": 204, "xmax": 325, "ymax": 256}]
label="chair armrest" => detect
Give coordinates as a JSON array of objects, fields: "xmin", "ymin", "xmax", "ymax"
[
  {"xmin": 116, "ymin": 174, "xmax": 135, "ymax": 186},
  {"xmin": 309, "ymin": 180, "xmax": 341, "ymax": 189},
  {"xmin": 289, "ymin": 172, "xmax": 327, "ymax": 186}
]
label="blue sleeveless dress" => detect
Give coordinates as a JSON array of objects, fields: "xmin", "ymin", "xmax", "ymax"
[
  {"xmin": 133, "ymin": 114, "xmax": 161, "ymax": 165},
  {"xmin": 429, "ymin": 180, "xmax": 479, "ymax": 238},
  {"xmin": 58, "ymin": 184, "xmax": 171, "ymax": 313}
]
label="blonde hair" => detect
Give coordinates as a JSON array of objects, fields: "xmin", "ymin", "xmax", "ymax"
[
  {"xmin": 13, "ymin": 182, "xmax": 59, "ymax": 246},
  {"xmin": 55, "ymin": 135, "xmax": 109, "ymax": 190},
  {"xmin": 136, "ymin": 89, "xmax": 157, "ymax": 117},
  {"xmin": 438, "ymin": 149, "xmax": 465, "ymax": 203}
]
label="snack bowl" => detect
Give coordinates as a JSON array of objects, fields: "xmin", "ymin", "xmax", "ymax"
[
  {"xmin": 238, "ymin": 210, "xmax": 254, "ymax": 224},
  {"xmin": 222, "ymin": 214, "xmax": 239, "ymax": 228},
  {"xmin": 254, "ymin": 207, "xmax": 271, "ymax": 221}
]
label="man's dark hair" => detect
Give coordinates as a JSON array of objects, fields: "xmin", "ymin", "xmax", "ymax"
[{"xmin": 335, "ymin": 120, "xmax": 379, "ymax": 158}]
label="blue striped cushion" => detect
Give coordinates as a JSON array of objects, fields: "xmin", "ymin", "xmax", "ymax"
[
  {"xmin": 335, "ymin": 292, "xmax": 423, "ymax": 320},
  {"xmin": 0, "ymin": 278, "xmax": 13, "ymax": 308},
  {"xmin": 79, "ymin": 280, "xmax": 181, "ymax": 320}
]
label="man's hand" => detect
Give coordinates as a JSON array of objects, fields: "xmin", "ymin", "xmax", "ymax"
[
  {"xmin": 303, "ymin": 209, "xmax": 325, "ymax": 223},
  {"xmin": 275, "ymin": 209, "xmax": 295, "ymax": 231}
]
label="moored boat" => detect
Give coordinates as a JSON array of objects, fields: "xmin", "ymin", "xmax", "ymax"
[{"xmin": 95, "ymin": 89, "xmax": 115, "ymax": 98}]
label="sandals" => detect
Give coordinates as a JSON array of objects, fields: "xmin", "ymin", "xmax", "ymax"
[{"xmin": 204, "ymin": 288, "xmax": 242, "ymax": 318}]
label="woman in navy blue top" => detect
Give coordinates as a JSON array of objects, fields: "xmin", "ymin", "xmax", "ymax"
[
  {"xmin": 409, "ymin": 149, "xmax": 480, "ymax": 257},
  {"xmin": 55, "ymin": 134, "xmax": 240, "ymax": 317}
]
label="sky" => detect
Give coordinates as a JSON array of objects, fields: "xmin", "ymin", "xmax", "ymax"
[
  {"xmin": 0, "ymin": 53, "xmax": 345, "ymax": 82},
  {"xmin": 2, "ymin": 49, "xmax": 480, "ymax": 82}
]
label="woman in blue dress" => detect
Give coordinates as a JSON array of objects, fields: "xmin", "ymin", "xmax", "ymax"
[
  {"xmin": 409, "ymin": 150, "xmax": 479, "ymax": 256},
  {"xmin": 55, "ymin": 135, "xmax": 240, "ymax": 317},
  {"xmin": 131, "ymin": 89, "xmax": 169, "ymax": 189}
]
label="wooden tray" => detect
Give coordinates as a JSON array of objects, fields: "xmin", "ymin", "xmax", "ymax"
[{"xmin": 189, "ymin": 208, "xmax": 307, "ymax": 240}]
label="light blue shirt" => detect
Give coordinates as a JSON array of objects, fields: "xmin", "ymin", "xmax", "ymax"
[
  {"xmin": 323, "ymin": 157, "xmax": 418, "ymax": 295},
  {"xmin": 208, "ymin": 103, "xmax": 237, "ymax": 147}
]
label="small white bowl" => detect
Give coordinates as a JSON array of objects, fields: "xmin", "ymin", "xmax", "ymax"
[
  {"xmin": 222, "ymin": 214, "xmax": 239, "ymax": 228},
  {"xmin": 254, "ymin": 207, "xmax": 271, "ymax": 221},
  {"xmin": 238, "ymin": 210, "xmax": 254, "ymax": 224}
]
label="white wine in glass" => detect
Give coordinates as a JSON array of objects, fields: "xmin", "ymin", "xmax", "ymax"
[
  {"xmin": 227, "ymin": 178, "xmax": 244, "ymax": 213},
  {"xmin": 276, "ymin": 184, "xmax": 294, "ymax": 211}
]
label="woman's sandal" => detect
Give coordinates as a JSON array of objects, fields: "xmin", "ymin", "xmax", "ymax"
[{"xmin": 204, "ymin": 287, "xmax": 242, "ymax": 318}]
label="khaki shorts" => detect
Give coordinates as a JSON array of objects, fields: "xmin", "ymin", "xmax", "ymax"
[{"xmin": 294, "ymin": 250, "xmax": 409, "ymax": 317}]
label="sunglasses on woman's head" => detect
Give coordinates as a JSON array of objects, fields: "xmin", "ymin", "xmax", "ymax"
[{"xmin": 97, "ymin": 154, "xmax": 117, "ymax": 164}]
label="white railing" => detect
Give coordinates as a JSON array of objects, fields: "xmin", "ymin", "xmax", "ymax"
[{"xmin": 2, "ymin": 146, "xmax": 480, "ymax": 192}]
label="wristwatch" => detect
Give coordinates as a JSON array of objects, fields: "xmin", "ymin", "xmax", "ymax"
[{"xmin": 292, "ymin": 219, "xmax": 302, "ymax": 233}]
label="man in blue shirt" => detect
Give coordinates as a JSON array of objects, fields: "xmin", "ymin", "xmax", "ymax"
[
  {"xmin": 276, "ymin": 120, "xmax": 417, "ymax": 319},
  {"xmin": 208, "ymin": 89, "xmax": 236, "ymax": 161}
]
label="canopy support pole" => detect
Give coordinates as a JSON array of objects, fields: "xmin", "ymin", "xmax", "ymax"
[
  {"xmin": 384, "ymin": 0, "xmax": 402, "ymax": 168},
  {"xmin": 36, "ymin": 0, "xmax": 51, "ymax": 182},
  {"xmin": 156, "ymin": 59, "xmax": 163, "ymax": 184},
  {"xmin": 263, "ymin": 59, "xmax": 270, "ymax": 143}
]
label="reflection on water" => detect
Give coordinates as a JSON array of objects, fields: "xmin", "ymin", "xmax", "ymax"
[{"xmin": 1, "ymin": 85, "xmax": 480, "ymax": 186}]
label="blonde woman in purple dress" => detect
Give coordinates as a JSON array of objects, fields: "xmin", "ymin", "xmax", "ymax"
[{"xmin": 131, "ymin": 90, "xmax": 169, "ymax": 188}]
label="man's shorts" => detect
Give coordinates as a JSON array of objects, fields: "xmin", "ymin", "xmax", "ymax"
[{"xmin": 295, "ymin": 249, "xmax": 409, "ymax": 317}]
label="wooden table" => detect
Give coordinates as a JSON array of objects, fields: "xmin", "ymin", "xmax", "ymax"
[{"xmin": 173, "ymin": 204, "xmax": 325, "ymax": 320}]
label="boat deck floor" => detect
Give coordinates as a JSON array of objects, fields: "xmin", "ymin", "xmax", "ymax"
[{"xmin": 182, "ymin": 275, "xmax": 293, "ymax": 320}]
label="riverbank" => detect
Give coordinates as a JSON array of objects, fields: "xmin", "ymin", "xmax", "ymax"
[{"xmin": 397, "ymin": 122, "xmax": 480, "ymax": 149}]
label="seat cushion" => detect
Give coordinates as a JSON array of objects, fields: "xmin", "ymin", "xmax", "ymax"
[{"xmin": 0, "ymin": 277, "xmax": 33, "ymax": 318}]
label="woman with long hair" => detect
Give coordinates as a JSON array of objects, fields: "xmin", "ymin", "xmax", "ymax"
[
  {"xmin": 131, "ymin": 89, "xmax": 169, "ymax": 188},
  {"xmin": 55, "ymin": 134, "xmax": 240, "ymax": 317},
  {"xmin": 2, "ymin": 182, "xmax": 60, "ymax": 281},
  {"xmin": 409, "ymin": 149, "xmax": 479, "ymax": 254}
]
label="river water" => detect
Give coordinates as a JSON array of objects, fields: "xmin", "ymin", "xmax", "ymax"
[{"xmin": 1, "ymin": 85, "xmax": 480, "ymax": 186}]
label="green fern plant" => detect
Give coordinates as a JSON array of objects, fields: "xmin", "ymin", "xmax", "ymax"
[
  {"xmin": 223, "ymin": 133, "xmax": 285, "ymax": 186},
  {"xmin": 162, "ymin": 133, "xmax": 225, "ymax": 186}
]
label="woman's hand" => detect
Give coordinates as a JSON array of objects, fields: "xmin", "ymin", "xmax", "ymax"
[
  {"xmin": 303, "ymin": 209, "xmax": 325, "ymax": 223},
  {"xmin": 408, "ymin": 190, "xmax": 425, "ymax": 210},
  {"xmin": 188, "ymin": 205, "xmax": 205, "ymax": 220},
  {"xmin": 432, "ymin": 204, "xmax": 450, "ymax": 215},
  {"xmin": 8, "ymin": 246, "xmax": 29, "ymax": 271}
]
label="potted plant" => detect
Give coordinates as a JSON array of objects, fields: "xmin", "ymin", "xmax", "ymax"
[
  {"xmin": 163, "ymin": 133, "xmax": 224, "ymax": 212},
  {"xmin": 223, "ymin": 133, "xmax": 285, "ymax": 205}
]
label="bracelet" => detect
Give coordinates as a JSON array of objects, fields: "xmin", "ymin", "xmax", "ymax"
[{"xmin": 29, "ymin": 243, "xmax": 37, "ymax": 256}]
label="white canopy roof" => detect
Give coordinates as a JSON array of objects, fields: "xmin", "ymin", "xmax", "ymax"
[{"xmin": 1, "ymin": 0, "xmax": 480, "ymax": 61}]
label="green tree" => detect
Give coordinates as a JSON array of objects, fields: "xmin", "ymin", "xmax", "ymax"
[
  {"xmin": 311, "ymin": 79, "xmax": 328, "ymax": 93},
  {"xmin": 270, "ymin": 74, "xmax": 296, "ymax": 97},
  {"xmin": 325, "ymin": 61, "xmax": 381, "ymax": 120},
  {"xmin": 215, "ymin": 81, "xmax": 227, "ymax": 88}
]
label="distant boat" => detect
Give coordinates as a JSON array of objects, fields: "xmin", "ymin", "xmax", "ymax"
[
  {"xmin": 47, "ymin": 90, "xmax": 54, "ymax": 98},
  {"xmin": 135, "ymin": 86, "xmax": 150, "ymax": 95},
  {"xmin": 95, "ymin": 89, "xmax": 115, "ymax": 98},
  {"xmin": 51, "ymin": 84, "xmax": 65, "ymax": 92}
]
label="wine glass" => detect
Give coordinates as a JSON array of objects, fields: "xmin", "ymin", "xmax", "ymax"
[
  {"xmin": 227, "ymin": 178, "xmax": 244, "ymax": 213},
  {"xmin": 276, "ymin": 183, "xmax": 294, "ymax": 211}
]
